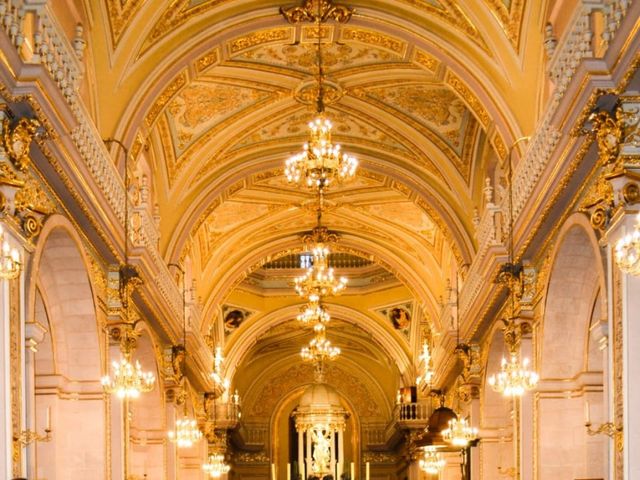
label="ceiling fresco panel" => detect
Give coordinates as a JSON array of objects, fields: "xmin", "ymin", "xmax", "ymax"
[{"xmin": 165, "ymin": 81, "xmax": 274, "ymax": 157}]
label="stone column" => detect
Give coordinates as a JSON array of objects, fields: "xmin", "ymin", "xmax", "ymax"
[
  {"xmin": 519, "ymin": 335, "xmax": 534, "ymax": 480},
  {"xmin": 0, "ymin": 273, "xmax": 11, "ymax": 479},
  {"xmin": 604, "ymin": 212, "xmax": 640, "ymax": 479},
  {"xmin": 23, "ymin": 321, "xmax": 47, "ymax": 478},
  {"xmin": 298, "ymin": 429, "xmax": 304, "ymax": 478},
  {"xmin": 587, "ymin": 95, "xmax": 640, "ymax": 479},
  {"xmin": 166, "ymin": 399, "xmax": 178, "ymax": 480}
]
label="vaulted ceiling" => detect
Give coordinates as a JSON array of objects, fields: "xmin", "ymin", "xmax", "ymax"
[{"xmin": 59, "ymin": 0, "xmax": 550, "ymax": 422}]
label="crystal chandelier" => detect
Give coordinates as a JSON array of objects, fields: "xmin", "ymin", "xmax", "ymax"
[
  {"xmin": 297, "ymin": 300, "xmax": 331, "ymax": 324},
  {"xmin": 102, "ymin": 139, "xmax": 156, "ymax": 400},
  {"xmin": 168, "ymin": 415, "xmax": 203, "ymax": 448},
  {"xmin": 442, "ymin": 416, "xmax": 478, "ymax": 447},
  {"xmin": 284, "ymin": 5, "xmax": 357, "ymax": 191},
  {"xmin": 0, "ymin": 225, "xmax": 21, "ymax": 279},
  {"xmin": 488, "ymin": 137, "xmax": 538, "ymax": 397},
  {"xmin": 301, "ymin": 324, "xmax": 340, "ymax": 362},
  {"xmin": 416, "ymin": 342, "xmax": 434, "ymax": 387},
  {"xmin": 101, "ymin": 357, "xmax": 155, "ymax": 399},
  {"xmin": 488, "ymin": 354, "xmax": 539, "ymax": 397},
  {"xmin": 294, "ymin": 244, "xmax": 347, "ymax": 299},
  {"xmin": 614, "ymin": 213, "xmax": 640, "ymax": 275},
  {"xmin": 285, "ymin": 116, "xmax": 358, "ymax": 189},
  {"xmin": 419, "ymin": 447, "xmax": 445, "ymax": 475},
  {"xmin": 203, "ymin": 453, "xmax": 230, "ymax": 478}
]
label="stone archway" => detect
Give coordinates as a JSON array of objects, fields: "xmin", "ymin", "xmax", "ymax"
[
  {"xmin": 28, "ymin": 221, "xmax": 106, "ymax": 479},
  {"xmin": 537, "ymin": 218, "xmax": 607, "ymax": 479}
]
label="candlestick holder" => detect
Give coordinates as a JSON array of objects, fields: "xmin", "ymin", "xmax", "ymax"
[
  {"xmin": 13, "ymin": 427, "xmax": 52, "ymax": 446},
  {"xmin": 585, "ymin": 421, "xmax": 622, "ymax": 438}
]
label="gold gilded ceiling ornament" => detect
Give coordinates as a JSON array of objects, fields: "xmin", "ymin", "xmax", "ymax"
[
  {"xmin": 283, "ymin": 1, "xmax": 357, "ymax": 191},
  {"xmin": 488, "ymin": 137, "xmax": 538, "ymax": 397},
  {"xmin": 280, "ymin": 0, "xmax": 354, "ymax": 25},
  {"xmin": 2, "ymin": 117, "xmax": 40, "ymax": 173}
]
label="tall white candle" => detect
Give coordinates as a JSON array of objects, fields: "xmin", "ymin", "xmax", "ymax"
[
  {"xmin": 366, "ymin": 462, "xmax": 370, "ymax": 480},
  {"xmin": 287, "ymin": 462, "xmax": 291, "ymax": 480},
  {"xmin": 271, "ymin": 463, "xmax": 276, "ymax": 480},
  {"xmin": 350, "ymin": 462, "xmax": 355, "ymax": 479},
  {"xmin": 45, "ymin": 406, "xmax": 51, "ymax": 430},
  {"xmin": 584, "ymin": 400, "xmax": 590, "ymax": 424},
  {"xmin": 302, "ymin": 463, "xmax": 306, "ymax": 480}
]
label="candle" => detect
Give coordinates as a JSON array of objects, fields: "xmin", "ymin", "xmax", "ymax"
[
  {"xmin": 350, "ymin": 462, "xmax": 355, "ymax": 479},
  {"xmin": 302, "ymin": 463, "xmax": 306, "ymax": 480},
  {"xmin": 584, "ymin": 400, "xmax": 590, "ymax": 424},
  {"xmin": 287, "ymin": 462, "xmax": 291, "ymax": 480},
  {"xmin": 366, "ymin": 462, "xmax": 370, "ymax": 480},
  {"xmin": 271, "ymin": 463, "xmax": 276, "ymax": 480},
  {"xmin": 45, "ymin": 406, "xmax": 51, "ymax": 431},
  {"xmin": 337, "ymin": 462, "xmax": 342, "ymax": 479}
]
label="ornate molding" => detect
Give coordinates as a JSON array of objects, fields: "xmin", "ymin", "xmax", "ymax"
[
  {"xmin": 280, "ymin": 0, "xmax": 355, "ymax": 24},
  {"xmin": 0, "ymin": 108, "xmax": 55, "ymax": 240}
]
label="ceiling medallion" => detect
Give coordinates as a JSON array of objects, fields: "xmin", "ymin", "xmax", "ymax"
[
  {"xmin": 294, "ymin": 80, "xmax": 344, "ymax": 106},
  {"xmin": 280, "ymin": 0, "xmax": 355, "ymax": 25}
]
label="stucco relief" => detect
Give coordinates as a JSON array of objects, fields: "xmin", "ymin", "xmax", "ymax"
[
  {"xmin": 230, "ymin": 108, "xmax": 412, "ymax": 156},
  {"xmin": 356, "ymin": 202, "xmax": 438, "ymax": 245},
  {"xmin": 247, "ymin": 363, "xmax": 381, "ymax": 419},
  {"xmin": 165, "ymin": 82, "xmax": 273, "ymax": 156},
  {"xmin": 364, "ymin": 84, "xmax": 472, "ymax": 157},
  {"xmin": 232, "ymin": 41, "xmax": 404, "ymax": 72}
]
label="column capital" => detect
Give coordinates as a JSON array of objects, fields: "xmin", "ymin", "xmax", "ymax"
[
  {"xmin": 580, "ymin": 95, "xmax": 640, "ymax": 234},
  {"xmin": 24, "ymin": 322, "xmax": 47, "ymax": 352}
]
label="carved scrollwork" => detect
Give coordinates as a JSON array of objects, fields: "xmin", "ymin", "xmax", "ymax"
[
  {"xmin": 0, "ymin": 111, "xmax": 54, "ymax": 241},
  {"xmin": 21, "ymin": 213, "xmax": 41, "ymax": 238},
  {"xmin": 622, "ymin": 182, "xmax": 640, "ymax": 204},
  {"xmin": 590, "ymin": 110, "xmax": 623, "ymax": 166},
  {"xmin": 280, "ymin": 0, "xmax": 354, "ymax": 24},
  {"xmin": 301, "ymin": 225, "xmax": 339, "ymax": 248},
  {"xmin": 2, "ymin": 117, "xmax": 40, "ymax": 172}
]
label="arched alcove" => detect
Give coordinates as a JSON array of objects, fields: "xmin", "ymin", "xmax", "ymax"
[
  {"xmin": 29, "ymin": 221, "xmax": 105, "ymax": 479},
  {"xmin": 538, "ymin": 219, "xmax": 607, "ymax": 479}
]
